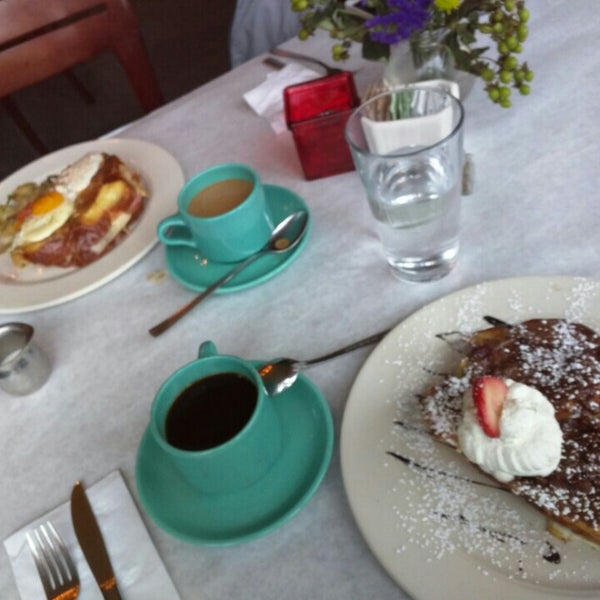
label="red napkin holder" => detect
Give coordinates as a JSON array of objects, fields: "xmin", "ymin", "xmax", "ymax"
[{"xmin": 284, "ymin": 72, "xmax": 359, "ymax": 180}]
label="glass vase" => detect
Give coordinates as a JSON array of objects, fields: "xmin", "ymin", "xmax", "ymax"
[
  {"xmin": 381, "ymin": 29, "xmax": 474, "ymax": 98},
  {"xmin": 409, "ymin": 29, "xmax": 455, "ymax": 82}
]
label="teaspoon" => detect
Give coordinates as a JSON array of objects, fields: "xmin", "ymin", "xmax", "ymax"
[
  {"xmin": 149, "ymin": 211, "xmax": 309, "ymax": 337},
  {"xmin": 258, "ymin": 328, "xmax": 389, "ymax": 396}
]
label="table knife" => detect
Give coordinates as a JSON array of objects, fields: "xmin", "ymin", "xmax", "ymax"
[{"xmin": 71, "ymin": 481, "xmax": 122, "ymax": 599}]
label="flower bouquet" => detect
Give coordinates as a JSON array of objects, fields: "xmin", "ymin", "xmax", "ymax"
[{"xmin": 290, "ymin": 0, "xmax": 533, "ymax": 107}]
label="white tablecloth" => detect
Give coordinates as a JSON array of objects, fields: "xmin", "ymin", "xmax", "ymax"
[{"xmin": 1, "ymin": 1, "xmax": 599, "ymax": 598}]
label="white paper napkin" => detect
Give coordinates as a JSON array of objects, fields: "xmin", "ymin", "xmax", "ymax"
[
  {"xmin": 362, "ymin": 108, "xmax": 455, "ymax": 155},
  {"xmin": 4, "ymin": 470, "xmax": 180, "ymax": 599},
  {"xmin": 361, "ymin": 80, "xmax": 461, "ymax": 155},
  {"xmin": 243, "ymin": 63, "xmax": 320, "ymax": 134}
]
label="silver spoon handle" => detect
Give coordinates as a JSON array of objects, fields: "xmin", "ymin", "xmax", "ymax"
[
  {"xmin": 301, "ymin": 328, "xmax": 390, "ymax": 367},
  {"xmin": 149, "ymin": 251, "xmax": 264, "ymax": 337}
]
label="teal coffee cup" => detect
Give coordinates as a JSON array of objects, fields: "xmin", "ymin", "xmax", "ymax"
[
  {"xmin": 157, "ymin": 163, "xmax": 272, "ymax": 262},
  {"xmin": 149, "ymin": 341, "xmax": 282, "ymax": 494}
]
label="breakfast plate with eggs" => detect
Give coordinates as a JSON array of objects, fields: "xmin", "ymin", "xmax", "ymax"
[{"xmin": 0, "ymin": 138, "xmax": 184, "ymax": 313}]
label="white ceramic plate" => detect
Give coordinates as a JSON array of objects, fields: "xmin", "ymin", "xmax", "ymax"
[
  {"xmin": 341, "ymin": 276, "xmax": 600, "ymax": 600},
  {"xmin": 0, "ymin": 138, "xmax": 184, "ymax": 313}
]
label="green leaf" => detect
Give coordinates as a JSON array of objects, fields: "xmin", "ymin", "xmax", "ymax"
[
  {"xmin": 361, "ymin": 36, "xmax": 389, "ymax": 61},
  {"xmin": 458, "ymin": 29, "xmax": 477, "ymax": 45}
]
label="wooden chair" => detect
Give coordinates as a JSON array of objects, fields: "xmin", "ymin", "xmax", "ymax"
[{"xmin": 0, "ymin": 0, "xmax": 164, "ymax": 154}]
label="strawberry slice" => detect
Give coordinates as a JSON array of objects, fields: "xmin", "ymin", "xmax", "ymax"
[{"xmin": 472, "ymin": 376, "xmax": 508, "ymax": 438}]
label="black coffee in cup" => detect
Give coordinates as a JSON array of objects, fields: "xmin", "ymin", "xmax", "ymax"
[{"xmin": 165, "ymin": 372, "xmax": 257, "ymax": 451}]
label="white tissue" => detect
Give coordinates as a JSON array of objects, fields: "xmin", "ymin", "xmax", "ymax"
[
  {"xmin": 243, "ymin": 63, "xmax": 320, "ymax": 134},
  {"xmin": 4, "ymin": 470, "xmax": 180, "ymax": 599},
  {"xmin": 363, "ymin": 80, "xmax": 460, "ymax": 155}
]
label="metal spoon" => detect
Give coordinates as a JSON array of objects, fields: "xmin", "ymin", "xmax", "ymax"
[
  {"xmin": 149, "ymin": 211, "xmax": 309, "ymax": 337},
  {"xmin": 258, "ymin": 328, "xmax": 390, "ymax": 396}
]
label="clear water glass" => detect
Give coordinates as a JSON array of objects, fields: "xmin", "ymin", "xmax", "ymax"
[{"xmin": 345, "ymin": 86, "xmax": 465, "ymax": 282}]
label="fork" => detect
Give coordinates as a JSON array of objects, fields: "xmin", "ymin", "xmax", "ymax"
[{"xmin": 26, "ymin": 521, "xmax": 80, "ymax": 600}]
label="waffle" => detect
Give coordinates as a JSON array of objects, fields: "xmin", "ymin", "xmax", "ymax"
[{"xmin": 420, "ymin": 318, "xmax": 600, "ymax": 546}]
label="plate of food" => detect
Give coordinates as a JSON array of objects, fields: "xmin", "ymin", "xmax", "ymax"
[
  {"xmin": 0, "ymin": 138, "xmax": 184, "ymax": 313},
  {"xmin": 341, "ymin": 275, "xmax": 600, "ymax": 600}
]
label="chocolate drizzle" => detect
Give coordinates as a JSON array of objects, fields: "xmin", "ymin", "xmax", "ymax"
[
  {"xmin": 482, "ymin": 315, "xmax": 512, "ymax": 327},
  {"xmin": 387, "ymin": 451, "xmax": 508, "ymax": 492},
  {"xmin": 388, "ymin": 449, "xmax": 562, "ymax": 565}
]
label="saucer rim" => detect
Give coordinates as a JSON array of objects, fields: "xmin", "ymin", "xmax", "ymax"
[
  {"xmin": 164, "ymin": 184, "xmax": 311, "ymax": 293},
  {"xmin": 135, "ymin": 371, "xmax": 333, "ymax": 546}
]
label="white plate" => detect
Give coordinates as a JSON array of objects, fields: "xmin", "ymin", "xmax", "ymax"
[
  {"xmin": 0, "ymin": 138, "xmax": 184, "ymax": 313},
  {"xmin": 341, "ymin": 276, "xmax": 600, "ymax": 600}
]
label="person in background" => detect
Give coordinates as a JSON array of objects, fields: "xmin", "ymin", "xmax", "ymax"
[{"xmin": 229, "ymin": 0, "xmax": 301, "ymax": 67}]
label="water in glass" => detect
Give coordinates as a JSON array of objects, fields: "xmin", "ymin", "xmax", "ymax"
[{"xmin": 368, "ymin": 151, "xmax": 460, "ymax": 282}]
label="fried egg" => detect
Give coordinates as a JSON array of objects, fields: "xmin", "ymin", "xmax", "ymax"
[
  {"xmin": 12, "ymin": 191, "xmax": 73, "ymax": 245},
  {"xmin": 10, "ymin": 153, "xmax": 103, "ymax": 248},
  {"xmin": 53, "ymin": 152, "xmax": 103, "ymax": 196}
]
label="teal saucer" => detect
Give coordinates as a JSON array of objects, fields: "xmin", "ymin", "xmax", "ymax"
[
  {"xmin": 164, "ymin": 184, "xmax": 311, "ymax": 293},
  {"xmin": 135, "ymin": 370, "xmax": 333, "ymax": 546}
]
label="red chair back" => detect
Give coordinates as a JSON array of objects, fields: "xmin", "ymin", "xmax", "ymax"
[{"xmin": 0, "ymin": 0, "xmax": 163, "ymax": 112}]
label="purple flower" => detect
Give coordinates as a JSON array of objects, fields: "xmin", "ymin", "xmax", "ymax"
[{"xmin": 365, "ymin": 0, "xmax": 433, "ymax": 45}]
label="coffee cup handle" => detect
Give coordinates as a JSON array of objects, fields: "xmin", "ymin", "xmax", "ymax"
[
  {"xmin": 198, "ymin": 341, "xmax": 218, "ymax": 359},
  {"xmin": 157, "ymin": 215, "xmax": 196, "ymax": 247}
]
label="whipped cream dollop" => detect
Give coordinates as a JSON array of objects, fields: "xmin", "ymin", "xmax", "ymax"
[{"xmin": 457, "ymin": 379, "xmax": 563, "ymax": 483}]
